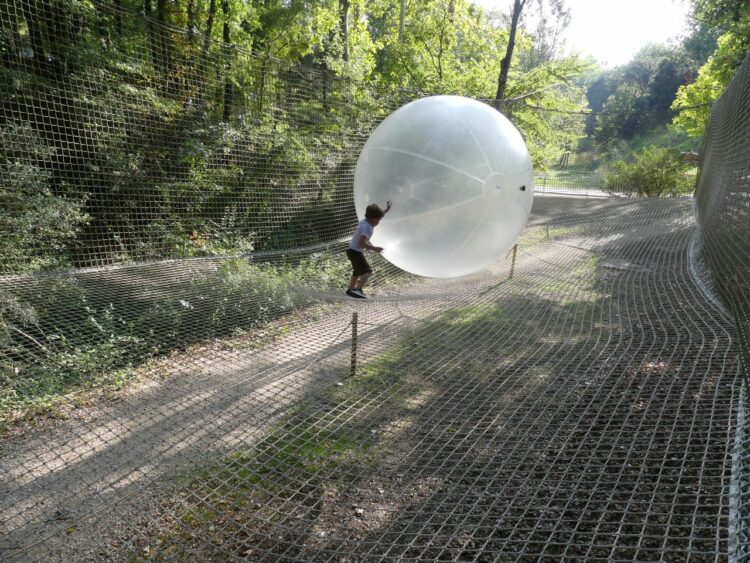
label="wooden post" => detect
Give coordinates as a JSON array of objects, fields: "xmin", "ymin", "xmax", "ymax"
[
  {"xmin": 509, "ymin": 244, "xmax": 518, "ymax": 279},
  {"xmin": 350, "ymin": 312, "xmax": 358, "ymax": 377}
]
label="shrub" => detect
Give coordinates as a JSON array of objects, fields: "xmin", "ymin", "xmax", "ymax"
[
  {"xmin": 0, "ymin": 122, "xmax": 89, "ymax": 273},
  {"xmin": 603, "ymin": 146, "xmax": 695, "ymax": 196},
  {"xmin": 0, "ymin": 250, "xmax": 351, "ymax": 427}
]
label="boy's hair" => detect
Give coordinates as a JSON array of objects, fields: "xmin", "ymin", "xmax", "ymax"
[{"xmin": 365, "ymin": 204, "xmax": 385, "ymax": 219}]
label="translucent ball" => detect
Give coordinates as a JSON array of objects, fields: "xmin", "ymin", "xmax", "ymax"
[{"xmin": 354, "ymin": 95, "xmax": 534, "ymax": 278}]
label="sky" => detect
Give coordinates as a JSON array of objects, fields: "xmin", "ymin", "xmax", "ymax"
[{"xmin": 472, "ymin": 0, "xmax": 692, "ymax": 67}]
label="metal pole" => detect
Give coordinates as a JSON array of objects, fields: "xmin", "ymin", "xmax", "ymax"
[
  {"xmin": 509, "ymin": 244, "xmax": 518, "ymax": 279},
  {"xmin": 350, "ymin": 312, "xmax": 358, "ymax": 377}
]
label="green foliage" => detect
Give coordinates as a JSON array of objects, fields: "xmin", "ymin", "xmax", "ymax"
[
  {"xmin": 672, "ymin": 28, "xmax": 750, "ymax": 136},
  {"xmin": 369, "ymin": 0, "xmax": 589, "ymax": 103},
  {"xmin": 0, "ymin": 0, "xmax": 601, "ymax": 272},
  {"xmin": 603, "ymin": 146, "xmax": 695, "ymax": 197},
  {"xmin": 626, "ymin": 123, "xmax": 701, "ymax": 154},
  {"xmin": 669, "ymin": 1, "xmax": 750, "ymax": 136},
  {"xmin": 692, "ymin": 0, "xmax": 748, "ymax": 25},
  {"xmin": 514, "ymin": 98, "xmax": 588, "ymax": 171},
  {"xmin": 370, "ymin": 0, "xmax": 498, "ymax": 94},
  {"xmin": 0, "ymin": 120, "xmax": 89, "ymax": 272},
  {"xmin": 0, "ymin": 276, "xmax": 136, "ymax": 424}
]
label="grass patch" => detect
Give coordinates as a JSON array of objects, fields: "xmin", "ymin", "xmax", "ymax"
[
  {"xmin": 120, "ymin": 223, "xmax": 620, "ymax": 560},
  {"xmin": 141, "ymin": 406, "xmax": 382, "ymax": 559},
  {"xmin": 532, "ymin": 255, "xmax": 601, "ymax": 295},
  {"xmin": 517, "ymin": 225, "xmax": 585, "ymax": 248}
]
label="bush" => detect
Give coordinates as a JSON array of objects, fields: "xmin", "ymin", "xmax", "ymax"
[
  {"xmin": 0, "ymin": 250, "xmax": 351, "ymax": 426},
  {"xmin": 603, "ymin": 146, "xmax": 695, "ymax": 197},
  {"xmin": 0, "ymin": 122, "xmax": 89, "ymax": 273}
]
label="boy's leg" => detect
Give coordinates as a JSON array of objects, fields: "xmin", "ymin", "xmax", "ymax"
[
  {"xmin": 346, "ymin": 274, "xmax": 366, "ymax": 298},
  {"xmin": 355, "ymin": 271, "xmax": 371, "ymax": 289},
  {"xmin": 345, "ymin": 249, "xmax": 371, "ymax": 297}
]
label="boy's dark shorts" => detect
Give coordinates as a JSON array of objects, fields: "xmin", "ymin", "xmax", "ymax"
[{"xmin": 346, "ymin": 249, "xmax": 372, "ymax": 277}]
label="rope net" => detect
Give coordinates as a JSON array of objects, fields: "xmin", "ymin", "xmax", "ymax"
[
  {"xmin": 694, "ymin": 49, "xmax": 750, "ymax": 559},
  {"xmin": 0, "ymin": 1, "xmax": 747, "ymax": 560}
]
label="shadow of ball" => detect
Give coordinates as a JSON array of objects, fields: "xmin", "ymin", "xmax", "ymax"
[{"xmin": 354, "ymin": 95, "xmax": 534, "ymax": 278}]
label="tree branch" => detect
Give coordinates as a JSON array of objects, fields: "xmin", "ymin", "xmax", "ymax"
[{"xmin": 10, "ymin": 326, "xmax": 50, "ymax": 355}]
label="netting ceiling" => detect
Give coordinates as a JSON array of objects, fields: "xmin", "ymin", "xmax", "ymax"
[{"xmin": 2, "ymin": 1, "xmax": 750, "ymax": 561}]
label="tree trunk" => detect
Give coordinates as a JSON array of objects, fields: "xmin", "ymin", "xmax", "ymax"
[
  {"xmin": 157, "ymin": 0, "xmax": 171, "ymax": 75},
  {"xmin": 187, "ymin": 0, "xmax": 195, "ymax": 40},
  {"xmin": 114, "ymin": 0, "xmax": 122, "ymax": 36},
  {"xmin": 2, "ymin": 12, "xmax": 22, "ymax": 65},
  {"xmin": 258, "ymin": 51, "xmax": 269, "ymax": 113},
  {"xmin": 194, "ymin": 0, "xmax": 217, "ymax": 104},
  {"xmin": 92, "ymin": 0, "xmax": 110, "ymax": 50},
  {"xmin": 495, "ymin": 0, "xmax": 526, "ymax": 102},
  {"xmin": 339, "ymin": 0, "xmax": 350, "ymax": 62},
  {"xmin": 144, "ymin": 0, "xmax": 160, "ymax": 72},
  {"xmin": 20, "ymin": 0, "xmax": 45, "ymax": 63},
  {"xmin": 202, "ymin": 0, "xmax": 217, "ymax": 61},
  {"xmin": 221, "ymin": 0, "xmax": 234, "ymax": 121},
  {"xmin": 11, "ymin": 20, "xmax": 22, "ymax": 57},
  {"xmin": 398, "ymin": 0, "xmax": 406, "ymax": 43},
  {"xmin": 50, "ymin": 1, "xmax": 66, "ymax": 48}
]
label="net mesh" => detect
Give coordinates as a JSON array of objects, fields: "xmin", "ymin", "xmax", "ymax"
[
  {"xmin": 694, "ymin": 49, "xmax": 750, "ymax": 560},
  {"xmin": 0, "ymin": 1, "xmax": 747, "ymax": 560}
]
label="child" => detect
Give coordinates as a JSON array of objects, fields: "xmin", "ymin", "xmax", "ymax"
[{"xmin": 345, "ymin": 200, "xmax": 392, "ymax": 298}]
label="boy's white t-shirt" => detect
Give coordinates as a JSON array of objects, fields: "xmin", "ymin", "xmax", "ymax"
[{"xmin": 349, "ymin": 220, "xmax": 373, "ymax": 252}]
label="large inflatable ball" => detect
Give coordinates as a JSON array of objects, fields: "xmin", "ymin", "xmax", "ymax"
[{"xmin": 354, "ymin": 95, "xmax": 534, "ymax": 278}]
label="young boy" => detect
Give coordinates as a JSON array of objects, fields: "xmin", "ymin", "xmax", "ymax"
[{"xmin": 346, "ymin": 200, "xmax": 392, "ymax": 298}]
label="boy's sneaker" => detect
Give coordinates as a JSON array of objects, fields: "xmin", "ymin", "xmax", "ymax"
[{"xmin": 346, "ymin": 289, "xmax": 366, "ymax": 299}]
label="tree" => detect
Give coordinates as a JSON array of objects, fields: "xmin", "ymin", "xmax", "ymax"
[
  {"xmin": 692, "ymin": 0, "xmax": 748, "ymax": 24},
  {"xmin": 672, "ymin": 1, "xmax": 750, "ymax": 136},
  {"xmin": 520, "ymin": 0, "xmax": 570, "ymax": 70},
  {"xmin": 682, "ymin": 21, "xmax": 720, "ymax": 67},
  {"xmin": 398, "ymin": 0, "xmax": 406, "ymax": 42},
  {"xmin": 494, "ymin": 0, "xmax": 572, "ymax": 99},
  {"xmin": 222, "ymin": 0, "xmax": 234, "ymax": 121},
  {"xmin": 672, "ymin": 30, "xmax": 750, "ymax": 135},
  {"xmin": 584, "ymin": 73, "xmax": 611, "ymax": 136},
  {"xmin": 340, "ymin": 0, "xmax": 350, "ymax": 61},
  {"xmin": 0, "ymin": 0, "xmax": 595, "ymax": 269},
  {"xmin": 586, "ymin": 45, "xmax": 697, "ymax": 149},
  {"xmin": 495, "ymin": 0, "xmax": 527, "ymax": 101}
]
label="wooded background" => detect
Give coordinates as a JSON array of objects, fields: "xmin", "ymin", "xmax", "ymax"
[{"xmin": 1, "ymin": 0, "xmax": 748, "ymax": 272}]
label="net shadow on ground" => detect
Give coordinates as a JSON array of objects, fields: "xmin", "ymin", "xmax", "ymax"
[{"xmin": 0, "ymin": 307, "xmax": 410, "ymax": 558}]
